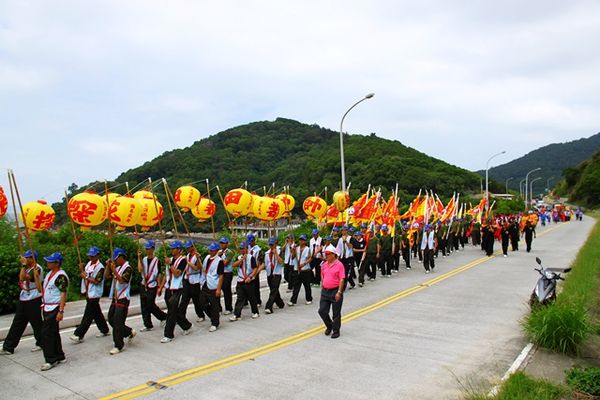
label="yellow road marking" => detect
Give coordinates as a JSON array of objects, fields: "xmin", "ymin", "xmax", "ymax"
[{"xmin": 101, "ymin": 223, "xmax": 564, "ymax": 400}]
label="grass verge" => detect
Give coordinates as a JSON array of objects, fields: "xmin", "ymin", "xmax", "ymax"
[{"xmin": 462, "ymin": 371, "xmax": 568, "ymax": 400}]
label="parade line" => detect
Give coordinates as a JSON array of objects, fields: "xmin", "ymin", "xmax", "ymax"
[{"xmin": 101, "ymin": 224, "xmax": 563, "ymax": 400}]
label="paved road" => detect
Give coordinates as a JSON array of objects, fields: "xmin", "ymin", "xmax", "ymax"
[{"xmin": 0, "ymin": 218, "xmax": 594, "ymax": 400}]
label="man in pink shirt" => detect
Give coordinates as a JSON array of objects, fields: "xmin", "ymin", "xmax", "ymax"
[{"xmin": 318, "ymin": 244, "xmax": 345, "ymax": 339}]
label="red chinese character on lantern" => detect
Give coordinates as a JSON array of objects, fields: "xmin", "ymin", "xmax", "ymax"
[
  {"xmin": 69, "ymin": 200, "xmax": 98, "ymax": 224},
  {"xmin": 33, "ymin": 211, "xmax": 55, "ymax": 230},
  {"xmin": 174, "ymin": 189, "xmax": 182, "ymax": 203},
  {"xmin": 110, "ymin": 201, "xmax": 122, "ymax": 222},
  {"xmin": 224, "ymin": 190, "xmax": 242, "ymax": 205},
  {"xmin": 267, "ymin": 203, "xmax": 280, "ymax": 219},
  {"xmin": 205, "ymin": 203, "xmax": 216, "ymax": 216}
]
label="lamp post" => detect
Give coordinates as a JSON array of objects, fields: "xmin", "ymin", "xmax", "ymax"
[
  {"xmin": 485, "ymin": 151, "xmax": 506, "ymax": 210},
  {"xmin": 519, "ymin": 178, "xmax": 526, "ymax": 198},
  {"xmin": 505, "ymin": 177, "xmax": 514, "ymax": 194},
  {"xmin": 530, "ymin": 177, "xmax": 542, "ymax": 205},
  {"xmin": 546, "ymin": 176, "xmax": 554, "ymax": 192},
  {"xmin": 525, "ymin": 167, "xmax": 541, "ymax": 209},
  {"xmin": 339, "ymin": 93, "xmax": 374, "ymax": 192}
]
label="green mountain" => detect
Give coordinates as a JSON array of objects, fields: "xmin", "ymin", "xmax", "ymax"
[
  {"xmin": 555, "ymin": 150, "xmax": 600, "ymax": 208},
  {"xmin": 480, "ymin": 132, "xmax": 600, "ymax": 194}
]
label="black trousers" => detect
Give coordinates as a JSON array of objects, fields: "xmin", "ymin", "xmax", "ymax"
[
  {"xmin": 284, "ymin": 264, "xmax": 294, "ymax": 290},
  {"xmin": 265, "ymin": 274, "xmax": 285, "ymax": 311},
  {"xmin": 107, "ymin": 299, "xmax": 132, "ymax": 350},
  {"xmin": 423, "ymin": 249, "xmax": 435, "ymax": 271},
  {"xmin": 139, "ymin": 286, "xmax": 166, "ymax": 329},
  {"xmin": 163, "ymin": 289, "xmax": 192, "ymax": 339},
  {"xmin": 3, "ymin": 297, "xmax": 43, "ymax": 352},
  {"xmin": 234, "ymin": 282, "xmax": 258, "ymax": 317},
  {"xmin": 74, "ymin": 297, "xmax": 109, "ymax": 338},
  {"xmin": 318, "ymin": 288, "xmax": 343, "ymax": 333},
  {"xmin": 310, "ymin": 258, "xmax": 321, "ymax": 284},
  {"xmin": 179, "ymin": 280, "xmax": 204, "ymax": 319},
  {"xmin": 525, "ymin": 233, "xmax": 533, "ymax": 252},
  {"xmin": 253, "ymin": 274, "xmax": 262, "ymax": 306},
  {"xmin": 222, "ymin": 272, "xmax": 234, "ymax": 312},
  {"xmin": 501, "ymin": 235, "xmax": 510, "ymax": 255},
  {"xmin": 392, "ymin": 251, "xmax": 400, "ymax": 270},
  {"xmin": 42, "ymin": 308, "xmax": 65, "ymax": 364},
  {"xmin": 360, "ymin": 254, "xmax": 377, "ymax": 283},
  {"xmin": 290, "ymin": 270, "xmax": 313, "ymax": 303},
  {"xmin": 200, "ymin": 286, "xmax": 221, "ymax": 327},
  {"xmin": 379, "ymin": 252, "xmax": 393, "ymax": 276},
  {"xmin": 402, "ymin": 247, "xmax": 411, "ymax": 268},
  {"xmin": 510, "ymin": 235, "xmax": 519, "ymax": 251},
  {"xmin": 341, "ymin": 258, "xmax": 356, "ymax": 288}
]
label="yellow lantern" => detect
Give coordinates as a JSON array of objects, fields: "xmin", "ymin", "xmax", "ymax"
[
  {"xmin": 276, "ymin": 193, "xmax": 295, "ymax": 216},
  {"xmin": 303, "ymin": 196, "xmax": 327, "ymax": 219},
  {"xmin": 191, "ymin": 197, "xmax": 216, "ymax": 222},
  {"xmin": 252, "ymin": 196, "xmax": 281, "ymax": 221},
  {"xmin": 274, "ymin": 198, "xmax": 287, "ymax": 219},
  {"xmin": 109, "ymin": 195, "xmax": 141, "ymax": 229},
  {"xmin": 133, "ymin": 190, "xmax": 157, "ymax": 201},
  {"xmin": 224, "ymin": 188, "xmax": 253, "ymax": 217},
  {"xmin": 174, "ymin": 185, "xmax": 201, "ymax": 212},
  {"xmin": 22, "ymin": 200, "xmax": 55, "ymax": 232},
  {"xmin": 137, "ymin": 198, "xmax": 163, "ymax": 231},
  {"xmin": 0, "ymin": 185, "xmax": 7, "ymax": 219},
  {"xmin": 104, "ymin": 192, "xmax": 120, "ymax": 207},
  {"xmin": 333, "ymin": 191, "xmax": 350, "ymax": 212},
  {"xmin": 67, "ymin": 190, "xmax": 108, "ymax": 230}
]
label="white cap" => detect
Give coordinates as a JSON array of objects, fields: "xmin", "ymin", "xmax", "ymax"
[{"xmin": 324, "ymin": 244, "xmax": 338, "ymax": 256}]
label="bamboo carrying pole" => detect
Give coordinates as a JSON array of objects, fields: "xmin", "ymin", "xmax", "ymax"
[
  {"xmin": 7, "ymin": 170, "xmax": 24, "ymax": 254},
  {"xmin": 63, "ymin": 189, "xmax": 83, "ymax": 267},
  {"xmin": 206, "ymin": 179, "xmax": 216, "ymax": 239}
]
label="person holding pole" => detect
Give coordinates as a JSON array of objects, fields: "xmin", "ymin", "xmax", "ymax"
[
  {"xmin": 138, "ymin": 240, "xmax": 167, "ymax": 332},
  {"xmin": 70, "ymin": 246, "xmax": 109, "ymax": 343},
  {"xmin": 105, "ymin": 248, "xmax": 136, "ymax": 355},
  {"xmin": 161, "ymin": 241, "xmax": 193, "ymax": 343}
]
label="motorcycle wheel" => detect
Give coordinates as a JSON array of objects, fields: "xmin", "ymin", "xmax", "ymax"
[{"xmin": 529, "ymin": 292, "xmax": 542, "ymax": 310}]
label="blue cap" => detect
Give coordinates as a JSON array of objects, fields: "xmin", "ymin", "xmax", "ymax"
[
  {"xmin": 299, "ymin": 234, "xmax": 307, "ymax": 241},
  {"xmin": 247, "ymin": 234, "xmax": 256, "ymax": 242},
  {"xmin": 86, "ymin": 246, "xmax": 101, "ymax": 257},
  {"xmin": 208, "ymin": 242, "xmax": 220, "ymax": 252},
  {"xmin": 239, "ymin": 241, "xmax": 247, "ymax": 250},
  {"xmin": 311, "ymin": 229, "xmax": 319, "ymax": 235},
  {"xmin": 219, "ymin": 237, "xmax": 229, "ymax": 244},
  {"xmin": 375, "ymin": 224, "xmax": 381, "ymax": 230},
  {"xmin": 268, "ymin": 237, "xmax": 277, "ymax": 245},
  {"xmin": 361, "ymin": 223, "xmax": 367, "ymax": 228},
  {"xmin": 23, "ymin": 249, "xmax": 39, "ymax": 259},
  {"xmin": 112, "ymin": 248, "xmax": 126, "ymax": 260},
  {"xmin": 144, "ymin": 240, "xmax": 155, "ymax": 249},
  {"xmin": 425, "ymin": 224, "xmax": 431, "ymax": 230},
  {"xmin": 44, "ymin": 252, "xmax": 64, "ymax": 263},
  {"xmin": 342, "ymin": 225, "xmax": 349, "ymax": 230},
  {"xmin": 355, "ymin": 231, "xmax": 363, "ymax": 236},
  {"xmin": 332, "ymin": 227, "xmax": 339, "ymax": 232},
  {"xmin": 324, "ymin": 235, "xmax": 332, "ymax": 241},
  {"xmin": 169, "ymin": 241, "xmax": 183, "ymax": 249},
  {"xmin": 381, "ymin": 224, "xmax": 389, "ymax": 231},
  {"xmin": 348, "ymin": 227, "xmax": 355, "ymax": 233},
  {"xmin": 183, "ymin": 240, "xmax": 195, "ymax": 249},
  {"xmin": 287, "ymin": 233, "xmax": 294, "ymax": 239}
]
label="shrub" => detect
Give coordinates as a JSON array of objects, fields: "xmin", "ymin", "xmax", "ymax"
[{"xmin": 566, "ymin": 366, "xmax": 600, "ymax": 396}]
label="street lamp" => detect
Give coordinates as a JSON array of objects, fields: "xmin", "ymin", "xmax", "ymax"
[
  {"xmin": 546, "ymin": 176, "xmax": 554, "ymax": 191},
  {"xmin": 339, "ymin": 93, "xmax": 375, "ymax": 192},
  {"xmin": 530, "ymin": 177, "xmax": 542, "ymax": 205},
  {"xmin": 505, "ymin": 177, "xmax": 514, "ymax": 194},
  {"xmin": 485, "ymin": 150, "xmax": 506, "ymax": 210},
  {"xmin": 519, "ymin": 178, "xmax": 526, "ymax": 198},
  {"xmin": 525, "ymin": 167, "xmax": 541, "ymax": 209}
]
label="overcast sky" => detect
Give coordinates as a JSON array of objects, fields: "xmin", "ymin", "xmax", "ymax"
[{"xmin": 1, "ymin": 1, "xmax": 599, "ymax": 204}]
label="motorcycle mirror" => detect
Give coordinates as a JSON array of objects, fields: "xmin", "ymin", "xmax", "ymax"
[
  {"xmin": 535, "ymin": 257, "xmax": 542, "ymax": 265},
  {"xmin": 564, "ymin": 268, "xmax": 572, "ymax": 273}
]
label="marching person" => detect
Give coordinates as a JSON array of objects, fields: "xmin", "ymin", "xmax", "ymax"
[
  {"xmin": 309, "ymin": 228, "xmax": 323, "ymax": 286},
  {"xmin": 509, "ymin": 218, "xmax": 520, "ymax": 251},
  {"xmin": 501, "ymin": 221, "xmax": 510, "ymax": 257},
  {"xmin": 200, "ymin": 242, "xmax": 224, "ymax": 332},
  {"xmin": 264, "ymin": 237, "xmax": 285, "ymax": 314},
  {"xmin": 230, "ymin": 242, "xmax": 260, "ymax": 321},
  {"xmin": 161, "ymin": 241, "xmax": 193, "ymax": 343},
  {"xmin": 318, "ymin": 244, "xmax": 345, "ymax": 339},
  {"xmin": 218, "ymin": 237, "xmax": 234, "ymax": 315},
  {"xmin": 247, "ymin": 234, "xmax": 263, "ymax": 307},
  {"xmin": 179, "ymin": 240, "xmax": 205, "ymax": 323},
  {"xmin": 361, "ymin": 230, "xmax": 379, "ymax": 283},
  {"xmin": 421, "ymin": 224, "xmax": 436, "ymax": 274},
  {"xmin": 400, "ymin": 224, "xmax": 412, "ymax": 269},
  {"xmin": 137, "ymin": 240, "xmax": 166, "ymax": 332},
  {"xmin": 352, "ymin": 231, "xmax": 367, "ymax": 287},
  {"xmin": 1, "ymin": 249, "xmax": 44, "ymax": 355},
  {"xmin": 379, "ymin": 225, "xmax": 393, "ymax": 277},
  {"xmin": 70, "ymin": 246, "xmax": 109, "ymax": 343},
  {"xmin": 289, "ymin": 234, "xmax": 313, "ymax": 306},
  {"xmin": 40, "ymin": 252, "xmax": 68, "ymax": 371},
  {"xmin": 282, "ymin": 233, "xmax": 297, "ymax": 293},
  {"xmin": 523, "ymin": 220, "xmax": 536, "ymax": 253},
  {"xmin": 338, "ymin": 226, "xmax": 356, "ymax": 288},
  {"xmin": 106, "ymin": 248, "xmax": 136, "ymax": 355}
]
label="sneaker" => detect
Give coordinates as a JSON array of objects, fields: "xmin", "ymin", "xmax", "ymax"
[
  {"xmin": 358, "ymin": 283, "xmax": 364, "ymax": 287},
  {"xmin": 0, "ymin": 349, "xmax": 14, "ymax": 355},
  {"xmin": 160, "ymin": 337, "xmax": 173, "ymax": 343},
  {"xmin": 229, "ymin": 315, "xmax": 239, "ymax": 322},
  {"xmin": 96, "ymin": 332, "xmax": 110, "ymax": 338},
  {"xmin": 182, "ymin": 328, "xmax": 192, "ymax": 336},
  {"xmin": 223, "ymin": 310, "xmax": 232, "ymax": 315},
  {"xmin": 331, "ymin": 331, "xmax": 340, "ymax": 339},
  {"xmin": 369, "ymin": 278, "xmax": 375, "ymax": 282},
  {"xmin": 160, "ymin": 320, "xmax": 166, "ymax": 327},
  {"xmin": 348, "ymin": 285, "xmax": 355, "ymax": 290},
  {"xmin": 387, "ymin": 274, "xmax": 392, "ymax": 277},
  {"xmin": 251, "ymin": 313, "xmax": 259, "ymax": 319},
  {"xmin": 503, "ymin": 255, "xmax": 507, "ymax": 258},
  {"xmin": 425, "ymin": 270, "xmax": 430, "ymax": 274},
  {"xmin": 128, "ymin": 329, "xmax": 137, "ymax": 342},
  {"xmin": 265, "ymin": 309, "xmax": 273, "ymax": 314},
  {"xmin": 287, "ymin": 301, "xmax": 295, "ymax": 306},
  {"xmin": 69, "ymin": 335, "xmax": 83, "ymax": 344},
  {"xmin": 140, "ymin": 327, "xmax": 153, "ymax": 332},
  {"xmin": 40, "ymin": 361, "xmax": 58, "ymax": 371},
  {"xmin": 324, "ymin": 327, "xmax": 332, "ymax": 336},
  {"xmin": 196, "ymin": 317, "xmax": 205, "ymax": 323},
  {"xmin": 208, "ymin": 325, "xmax": 217, "ymax": 332},
  {"xmin": 305, "ymin": 301, "xmax": 312, "ymax": 305},
  {"xmin": 109, "ymin": 347, "xmax": 122, "ymax": 355},
  {"xmin": 406, "ymin": 267, "xmax": 411, "ymax": 270},
  {"xmin": 30, "ymin": 346, "xmax": 42, "ymax": 352},
  {"xmin": 58, "ymin": 358, "xmax": 67, "ymax": 364}
]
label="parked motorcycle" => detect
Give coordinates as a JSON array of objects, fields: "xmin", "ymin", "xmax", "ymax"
[{"xmin": 529, "ymin": 257, "xmax": 571, "ymax": 309}]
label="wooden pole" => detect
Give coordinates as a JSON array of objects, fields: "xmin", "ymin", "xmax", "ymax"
[
  {"xmin": 161, "ymin": 178, "xmax": 181, "ymax": 240},
  {"xmin": 7, "ymin": 170, "xmax": 24, "ymax": 254},
  {"xmin": 9, "ymin": 170, "xmax": 35, "ymax": 252},
  {"xmin": 205, "ymin": 179, "xmax": 216, "ymax": 240},
  {"xmin": 104, "ymin": 180, "xmax": 114, "ymax": 258},
  {"xmin": 148, "ymin": 177, "xmax": 167, "ymax": 258},
  {"xmin": 63, "ymin": 189, "xmax": 82, "ymax": 266}
]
